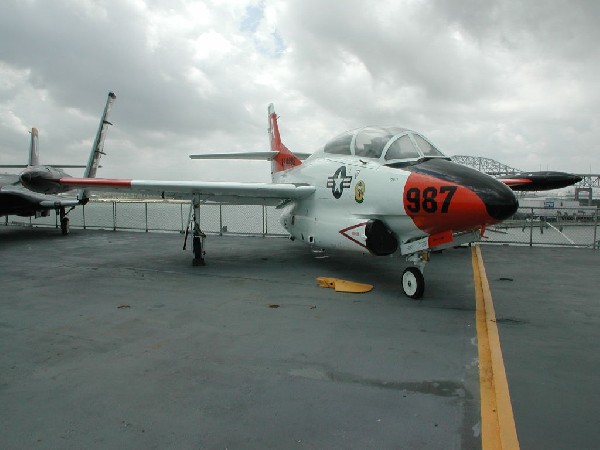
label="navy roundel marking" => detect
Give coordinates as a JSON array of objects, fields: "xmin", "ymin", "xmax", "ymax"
[{"xmin": 327, "ymin": 166, "xmax": 352, "ymax": 199}]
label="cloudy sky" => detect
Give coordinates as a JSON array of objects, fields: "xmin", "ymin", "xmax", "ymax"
[{"xmin": 1, "ymin": 0, "xmax": 598, "ymax": 182}]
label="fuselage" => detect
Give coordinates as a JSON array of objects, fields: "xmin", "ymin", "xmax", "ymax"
[{"xmin": 274, "ymin": 139, "xmax": 518, "ymax": 255}]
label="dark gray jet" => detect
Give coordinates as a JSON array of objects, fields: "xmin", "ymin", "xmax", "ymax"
[{"xmin": 0, "ymin": 92, "xmax": 116, "ymax": 234}]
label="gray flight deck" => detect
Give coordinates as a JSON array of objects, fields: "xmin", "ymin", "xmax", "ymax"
[{"xmin": 1, "ymin": 226, "xmax": 598, "ymax": 449}]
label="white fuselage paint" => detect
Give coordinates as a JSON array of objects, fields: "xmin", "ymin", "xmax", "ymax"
[{"xmin": 274, "ymin": 151, "xmax": 418, "ymax": 254}]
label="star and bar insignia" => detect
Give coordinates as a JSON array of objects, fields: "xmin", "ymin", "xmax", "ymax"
[{"xmin": 327, "ymin": 166, "xmax": 353, "ymax": 199}]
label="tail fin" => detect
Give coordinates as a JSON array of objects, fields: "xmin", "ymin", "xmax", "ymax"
[
  {"xmin": 268, "ymin": 103, "xmax": 302, "ymax": 177},
  {"xmin": 0, "ymin": 127, "xmax": 90, "ymax": 170},
  {"xmin": 79, "ymin": 92, "xmax": 116, "ymax": 200},
  {"xmin": 28, "ymin": 128, "xmax": 39, "ymax": 166}
]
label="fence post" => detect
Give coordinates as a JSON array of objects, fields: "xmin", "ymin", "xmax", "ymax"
[
  {"xmin": 83, "ymin": 203, "xmax": 86, "ymax": 230},
  {"xmin": 145, "ymin": 202, "xmax": 149, "ymax": 232},
  {"xmin": 594, "ymin": 208, "xmax": 598, "ymax": 250},
  {"xmin": 113, "ymin": 201, "xmax": 117, "ymax": 231},
  {"xmin": 262, "ymin": 205, "xmax": 266, "ymax": 237},
  {"xmin": 219, "ymin": 204, "xmax": 223, "ymax": 236},
  {"xmin": 180, "ymin": 203, "xmax": 184, "ymax": 233},
  {"xmin": 529, "ymin": 207, "xmax": 534, "ymax": 247}
]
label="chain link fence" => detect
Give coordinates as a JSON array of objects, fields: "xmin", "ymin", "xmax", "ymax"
[
  {"xmin": 486, "ymin": 206, "xmax": 599, "ymax": 248},
  {"xmin": 3, "ymin": 201, "xmax": 599, "ymax": 249}
]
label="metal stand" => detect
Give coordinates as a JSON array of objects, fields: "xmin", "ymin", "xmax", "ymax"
[
  {"xmin": 57, "ymin": 205, "xmax": 71, "ymax": 235},
  {"xmin": 191, "ymin": 195, "xmax": 206, "ymax": 266}
]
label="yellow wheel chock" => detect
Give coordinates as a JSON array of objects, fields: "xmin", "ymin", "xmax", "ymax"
[{"xmin": 316, "ymin": 277, "xmax": 373, "ymax": 293}]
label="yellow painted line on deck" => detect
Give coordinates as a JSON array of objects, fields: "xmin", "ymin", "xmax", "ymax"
[{"xmin": 471, "ymin": 245, "xmax": 520, "ymax": 450}]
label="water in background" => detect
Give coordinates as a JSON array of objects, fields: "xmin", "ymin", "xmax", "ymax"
[{"xmin": 4, "ymin": 200, "xmax": 288, "ymax": 235}]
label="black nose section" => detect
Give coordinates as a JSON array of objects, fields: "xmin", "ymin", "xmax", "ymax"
[
  {"xmin": 19, "ymin": 167, "xmax": 67, "ymax": 194},
  {"xmin": 483, "ymin": 183, "xmax": 519, "ymax": 221},
  {"xmin": 20, "ymin": 171, "xmax": 33, "ymax": 183},
  {"xmin": 572, "ymin": 174, "xmax": 583, "ymax": 184},
  {"xmin": 20, "ymin": 168, "xmax": 49, "ymax": 186}
]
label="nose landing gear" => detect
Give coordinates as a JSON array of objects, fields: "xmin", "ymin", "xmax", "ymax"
[
  {"xmin": 402, "ymin": 251, "xmax": 429, "ymax": 299},
  {"xmin": 402, "ymin": 266, "xmax": 425, "ymax": 299},
  {"xmin": 399, "ymin": 229, "xmax": 482, "ymax": 299}
]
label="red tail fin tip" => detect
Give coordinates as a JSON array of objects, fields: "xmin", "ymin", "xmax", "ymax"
[{"xmin": 268, "ymin": 103, "xmax": 302, "ymax": 173}]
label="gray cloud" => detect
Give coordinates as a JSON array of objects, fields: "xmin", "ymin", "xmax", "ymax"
[{"xmin": 1, "ymin": 0, "xmax": 598, "ymax": 180}]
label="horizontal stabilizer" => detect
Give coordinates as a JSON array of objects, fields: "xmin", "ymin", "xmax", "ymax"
[
  {"xmin": 190, "ymin": 151, "xmax": 312, "ymax": 161},
  {"xmin": 0, "ymin": 164, "xmax": 87, "ymax": 169},
  {"xmin": 190, "ymin": 152, "xmax": 277, "ymax": 161}
]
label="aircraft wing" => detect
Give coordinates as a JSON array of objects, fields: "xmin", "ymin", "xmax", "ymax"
[
  {"xmin": 498, "ymin": 171, "xmax": 582, "ymax": 191},
  {"xmin": 49, "ymin": 178, "xmax": 316, "ymax": 205},
  {"xmin": 0, "ymin": 183, "xmax": 80, "ymax": 216}
]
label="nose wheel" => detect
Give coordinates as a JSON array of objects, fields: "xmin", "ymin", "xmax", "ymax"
[{"xmin": 402, "ymin": 267, "xmax": 425, "ymax": 299}]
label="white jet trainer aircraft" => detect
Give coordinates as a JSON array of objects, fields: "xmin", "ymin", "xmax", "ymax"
[{"xmin": 23, "ymin": 104, "xmax": 579, "ymax": 298}]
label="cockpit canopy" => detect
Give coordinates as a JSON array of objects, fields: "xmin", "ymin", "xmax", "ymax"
[{"xmin": 323, "ymin": 126, "xmax": 447, "ymax": 162}]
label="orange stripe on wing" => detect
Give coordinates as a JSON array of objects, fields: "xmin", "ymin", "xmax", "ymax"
[
  {"xmin": 499, "ymin": 178, "xmax": 531, "ymax": 186},
  {"xmin": 57, "ymin": 178, "xmax": 133, "ymax": 187}
]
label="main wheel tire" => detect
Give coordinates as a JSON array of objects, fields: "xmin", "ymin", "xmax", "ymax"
[
  {"xmin": 60, "ymin": 217, "xmax": 70, "ymax": 235},
  {"xmin": 402, "ymin": 267, "xmax": 425, "ymax": 299}
]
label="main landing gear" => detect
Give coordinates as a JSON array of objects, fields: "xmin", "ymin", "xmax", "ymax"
[
  {"xmin": 192, "ymin": 222, "xmax": 206, "ymax": 266},
  {"xmin": 57, "ymin": 206, "xmax": 73, "ymax": 235},
  {"xmin": 401, "ymin": 251, "xmax": 429, "ymax": 299},
  {"xmin": 183, "ymin": 195, "xmax": 206, "ymax": 266}
]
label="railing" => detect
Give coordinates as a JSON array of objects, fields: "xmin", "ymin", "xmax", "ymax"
[
  {"xmin": 4, "ymin": 201, "xmax": 599, "ymax": 249},
  {"xmin": 3, "ymin": 199, "xmax": 288, "ymax": 236},
  {"xmin": 485, "ymin": 207, "xmax": 599, "ymax": 248}
]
